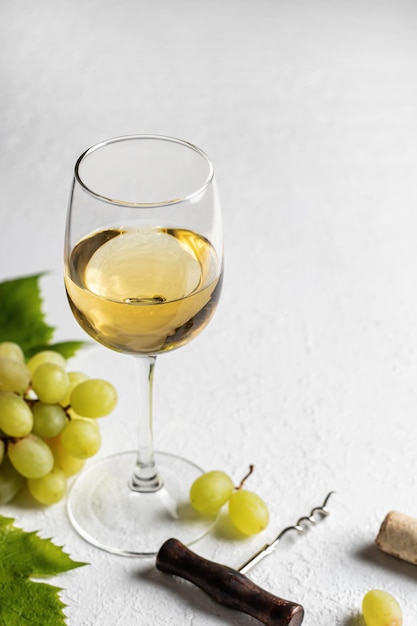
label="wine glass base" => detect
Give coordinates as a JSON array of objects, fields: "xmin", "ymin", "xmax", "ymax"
[{"xmin": 67, "ymin": 450, "xmax": 216, "ymax": 557}]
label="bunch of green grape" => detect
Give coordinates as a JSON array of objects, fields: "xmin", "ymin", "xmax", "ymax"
[
  {"xmin": 362, "ymin": 589, "xmax": 402, "ymax": 626},
  {"xmin": 190, "ymin": 465, "xmax": 269, "ymax": 536},
  {"xmin": 0, "ymin": 341, "xmax": 117, "ymax": 506}
]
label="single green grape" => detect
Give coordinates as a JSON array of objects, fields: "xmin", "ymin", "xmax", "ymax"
[
  {"xmin": 32, "ymin": 402, "xmax": 67, "ymax": 438},
  {"xmin": 0, "ymin": 341, "xmax": 25, "ymax": 362},
  {"xmin": 0, "ymin": 357, "xmax": 31, "ymax": 394},
  {"xmin": 61, "ymin": 419, "xmax": 101, "ymax": 459},
  {"xmin": 362, "ymin": 589, "xmax": 402, "ymax": 626},
  {"xmin": 190, "ymin": 470, "xmax": 234, "ymax": 515},
  {"xmin": 60, "ymin": 371, "xmax": 89, "ymax": 407},
  {"xmin": 27, "ymin": 350, "xmax": 66, "ymax": 375},
  {"xmin": 47, "ymin": 436, "xmax": 85, "ymax": 476},
  {"xmin": 70, "ymin": 378, "xmax": 117, "ymax": 418},
  {"xmin": 0, "ymin": 391, "xmax": 33, "ymax": 437},
  {"xmin": 0, "ymin": 456, "xmax": 25, "ymax": 505},
  {"xmin": 228, "ymin": 489, "xmax": 269, "ymax": 535},
  {"xmin": 28, "ymin": 467, "xmax": 67, "ymax": 505},
  {"xmin": 8, "ymin": 433, "xmax": 54, "ymax": 479},
  {"xmin": 31, "ymin": 363, "xmax": 70, "ymax": 404}
]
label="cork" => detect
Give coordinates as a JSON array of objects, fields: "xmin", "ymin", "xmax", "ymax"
[{"xmin": 375, "ymin": 510, "xmax": 417, "ymax": 565}]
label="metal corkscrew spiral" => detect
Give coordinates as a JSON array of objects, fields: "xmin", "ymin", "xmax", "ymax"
[{"xmin": 238, "ymin": 491, "xmax": 336, "ymax": 574}]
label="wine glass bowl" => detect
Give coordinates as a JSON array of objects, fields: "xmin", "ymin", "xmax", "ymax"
[
  {"xmin": 64, "ymin": 135, "xmax": 223, "ymax": 556},
  {"xmin": 65, "ymin": 225, "xmax": 222, "ymax": 355}
]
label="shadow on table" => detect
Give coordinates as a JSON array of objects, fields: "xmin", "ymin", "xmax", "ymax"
[
  {"xmin": 342, "ymin": 613, "xmax": 363, "ymax": 626},
  {"xmin": 355, "ymin": 542, "xmax": 417, "ymax": 583}
]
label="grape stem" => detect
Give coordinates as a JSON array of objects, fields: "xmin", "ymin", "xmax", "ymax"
[
  {"xmin": 62, "ymin": 405, "xmax": 74, "ymax": 420},
  {"xmin": 236, "ymin": 464, "xmax": 255, "ymax": 490},
  {"xmin": 1, "ymin": 436, "xmax": 13, "ymax": 451}
]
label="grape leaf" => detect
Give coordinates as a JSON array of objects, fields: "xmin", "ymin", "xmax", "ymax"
[
  {"xmin": 25, "ymin": 341, "xmax": 88, "ymax": 360},
  {"xmin": 0, "ymin": 273, "xmax": 87, "ymax": 358},
  {"xmin": 0, "ymin": 273, "xmax": 53, "ymax": 354},
  {"xmin": 0, "ymin": 515, "xmax": 86, "ymax": 625}
]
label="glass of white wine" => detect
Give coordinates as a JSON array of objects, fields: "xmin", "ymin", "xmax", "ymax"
[{"xmin": 64, "ymin": 135, "xmax": 223, "ymax": 556}]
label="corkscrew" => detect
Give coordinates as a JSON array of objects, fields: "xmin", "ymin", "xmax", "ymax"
[
  {"xmin": 238, "ymin": 490, "xmax": 335, "ymax": 574},
  {"xmin": 156, "ymin": 491, "xmax": 335, "ymax": 626}
]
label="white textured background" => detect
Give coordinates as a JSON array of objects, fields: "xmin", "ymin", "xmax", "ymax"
[{"xmin": 1, "ymin": 0, "xmax": 417, "ymax": 624}]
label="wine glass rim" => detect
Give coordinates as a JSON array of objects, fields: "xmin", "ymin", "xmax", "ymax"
[{"xmin": 74, "ymin": 134, "xmax": 214, "ymax": 207}]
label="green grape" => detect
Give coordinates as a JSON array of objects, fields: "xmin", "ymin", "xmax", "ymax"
[
  {"xmin": 228, "ymin": 489, "xmax": 269, "ymax": 535},
  {"xmin": 362, "ymin": 589, "xmax": 402, "ymax": 626},
  {"xmin": 0, "ymin": 357, "xmax": 31, "ymax": 394},
  {"xmin": 47, "ymin": 436, "xmax": 85, "ymax": 476},
  {"xmin": 60, "ymin": 371, "xmax": 88, "ymax": 407},
  {"xmin": 0, "ymin": 456, "xmax": 25, "ymax": 504},
  {"xmin": 28, "ymin": 467, "xmax": 67, "ymax": 505},
  {"xmin": 32, "ymin": 402, "xmax": 67, "ymax": 438},
  {"xmin": 0, "ymin": 391, "xmax": 33, "ymax": 437},
  {"xmin": 8, "ymin": 433, "xmax": 54, "ymax": 479},
  {"xmin": 27, "ymin": 350, "xmax": 66, "ymax": 375},
  {"xmin": 61, "ymin": 419, "xmax": 101, "ymax": 459},
  {"xmin": 31, "ymin": 363, "xmax": 70, "ymax": 404},
  {"xmin": 70, "ymin": 378, "xmax": 117, "ymax": 418},
  {"xmin": 190, "ymin": 470, "xmax": 234, "ymax": 515},
  {"xmin": 0, "ymin": 341, "xmax": 24, "ymax": 362}
]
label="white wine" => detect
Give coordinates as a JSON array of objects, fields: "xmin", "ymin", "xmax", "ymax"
[{"xmin": 65, "ymin": 227, "xmax": 222, "ymax": 354}]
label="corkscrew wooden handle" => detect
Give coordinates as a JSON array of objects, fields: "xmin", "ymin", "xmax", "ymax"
[{"xmin": 156, "ymin": 538, "xmax": 304, "ymax": 626}]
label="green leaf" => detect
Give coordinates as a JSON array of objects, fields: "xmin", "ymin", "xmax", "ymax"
[
  {"xmin": 0, "ymin": 515, "xmax": 86, "ymax": 625},
  {"xmin": 0, "ymin": 274, "xmax": 54, "ymax": 356},
  {"xmin": 25, "ymin": 341, "xmax": 90, "ymax": 360},
  {"xmin": 0, "ymin": 274, "xmax": 87, "ymax": 359}
]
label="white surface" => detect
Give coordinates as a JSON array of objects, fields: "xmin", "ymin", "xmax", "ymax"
[{"xmin": 1, "ymin": 0, "xmax": 417, "ymax": 623}]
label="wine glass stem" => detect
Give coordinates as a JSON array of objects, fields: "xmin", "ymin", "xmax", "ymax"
[{"xmin": 129, "ymin": 355, "xmax": 163, "ymax": 492}]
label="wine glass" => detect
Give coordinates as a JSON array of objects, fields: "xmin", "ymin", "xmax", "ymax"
[{"xmin": 64, "ymin": 135, "xmax": 223, "ymax": 556}]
